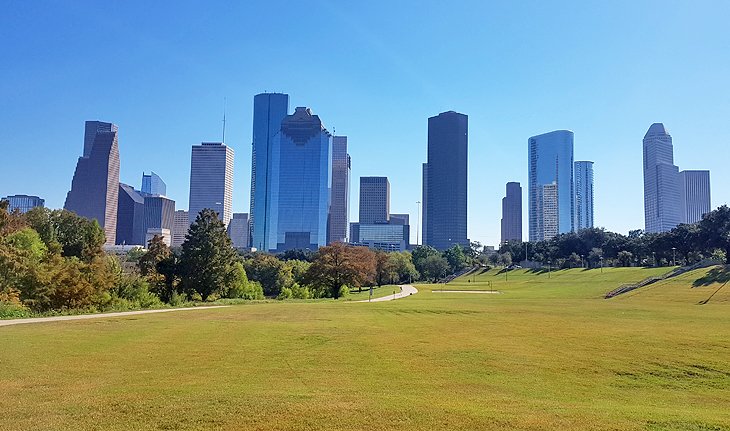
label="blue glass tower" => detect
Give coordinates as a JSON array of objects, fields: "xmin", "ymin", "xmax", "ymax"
[
  {"xmin": 528, "ymin": 130, "xmax": 574, "ymax": 241},
  {"xmin": 249, "ymin": 93, "xmax": 289, "ymax": 251},
  {"xmin": 141, "ymin": 171, "xmax": 166, "ymax": 196},
  {"xmin": 268, "ymin": 107, "xmax": 332, "ymax": 252}
]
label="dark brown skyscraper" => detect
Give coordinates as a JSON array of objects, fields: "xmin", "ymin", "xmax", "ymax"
[{"xmin": 64, "ymin": 121, "xmax": 120, "ymax": 245}]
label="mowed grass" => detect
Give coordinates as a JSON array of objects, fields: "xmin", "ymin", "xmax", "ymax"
[{"xmin": 1, "ymin": 267, "xmax": 728, "ymax": 430}]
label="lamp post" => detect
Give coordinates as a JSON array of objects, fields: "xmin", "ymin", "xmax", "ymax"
[
  {"xmin": 672, "ymin": 247, "xmax": 677, "ymax": 267},
  {"xmin": 600, "ymin": 256, "xmax": 603, "ymax": 273},
  {"xmin": 548, "ymin": 260, "xmax": 551, "ymax": 279},
  {"xmin": 652, "ymin": 252, "xmax": 656, "ymax": 267}
]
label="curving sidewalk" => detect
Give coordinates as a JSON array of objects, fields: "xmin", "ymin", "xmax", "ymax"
[{"xmin": 354, "ymin": 284, "xmax": 418, "ymax": 303}]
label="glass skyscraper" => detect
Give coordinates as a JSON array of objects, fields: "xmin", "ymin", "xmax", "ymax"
[
  {"xmin": 250, "ymin": 92, "xmax": 290, "ymax": 251},
  {"xmin": 327, "ymin": 136, "xmax": 351, "ymax": 244},
  {"xmin": 359, "ymin": 176, "xmax": 390, "ymax": 224},
  {"xmin": 643, "ymin": 123, "xmax": 681, "ymax": 233},
  {"xmin": 528, "ymin": 130, "xmax": 574, "ymax": 241},
  {"xmin": 1, "ymin": 195, "xmax": 45, "ymax": 214},
  {"xmin": 115, "ymin": 183, "xmax": 145, "ymax": 246},
  {"xmin": 422, "ymin": 111, "xmax": 468, "ymax": 250},
  {"xmin": 574, "ymin": 161, "xmax": 594, "ymax": 231},
  {"xmin": 141, "ymin": 171, "xmax": 166, "ymax": 196},
  {"xmin": 65, "ymin": 120, "xmax": 120, "ymax": 245},
  {"xmin": 171, "ymin": 210, "xmax": 189, "ymax": 248},
  {"xmin": 188, "ymin": 142, "xmax": 234, "ymax": 228},
  {"xmin": 227, "ymin": 213, "xmax": 250, "ymax": 249},
  {"xmin": 679, "ymin": 170, "xmax": 711, "ymax": 224},
  {"xmin": 501, "ymin": 182, "xmax": 522, "ymax": 243},
  {"xmin": 268, "ymin": 107, "xmax": 332, "ymax": 252}
]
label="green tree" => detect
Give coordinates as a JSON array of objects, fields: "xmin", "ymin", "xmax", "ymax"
[
  {"xmin": 138, "ymin": 235, "xmax": 172, "ymax": 276},
  {"xmin": 411, "ymin": 246, "xmax": 441, "ymax": 280},
  {"xmin": 699, "ymin": 205, "xmax": 730, "ymax": 263},
  {"xmin": 617, "ymin": 250, "xmax": 633, "ymax": 267},
  {"xmin": 225, "ymin": 262, "xmax": 264, "ymax": 300},
  {"xmin": 243, "ymin": 253, "xmax": 292, "ymax": 297},
  {"xmin": 388, "ymin": 251, "xmax": 419, "ymax": 283},
  {"xmin": 374, "ymin": 250, "xmax": 396, "ymax": 287},
  {"xmin": 443, "ymin": 244, "xmax": 467, "ymax": 272},
  {"xmin": 421, "ymin": 254, "xmax": 450, "ymax": 282}
]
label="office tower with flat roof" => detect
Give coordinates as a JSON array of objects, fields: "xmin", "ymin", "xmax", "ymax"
[
  {"xmin": 268, "ymin": 107, "xmax": 331, "ymax": 252},
  {"xmin": 65, "ymin": 120, "xmax": 120, "ymax": 245},
  {"xmin": 171, "ymin": 210, "xmax": 189, "ymax": 248},
  {"xmin": 528, "ymin": 130, "xmax": 574, "ymax": 241},
  {"xmin": 141, "ymin": 171, "xmax": 166, "ymax": 196},
  {"xmin": 1, "ymin": 195, "xmax": 45, "ymax": 214},
  {"xmin": 643, "ymin": 123, "xmax": 682, "ymax": 233},
  {"xmin": 574, "ymin": 161, "xmax": 594, "ymax": 231},
  {"xmin": 188, "ymin": 142, "xmax": 234, "ymax": 228},
  {"xmin": 250, "ymin": 92, "xmax": 290, "ymax": 251},
  {"xmin": 422, "ymin": 111, "xmax": 468, "ymax": 250},
  {"xmin": 679, "ymin": 170, "xmax": 711, "ymax": 224},
  {"xmin": 115, "ymin": 184, "xmax": 145, "ymax": 245},
  {"xmin": 143, "ymin": 195, "xmax": 175, "ymax": 245},
  {"xmin": 227, "ymin": 213, "xmax": 250, "ymax": 249},
  {"xmin": 328, "ymin": 136, "xmax": 351, "ymax": 244},
  {"xmin": 501, "ymin": 182, "xmax": 522, "ymax": 243},
  {"xmin": 359, "ymin": 176, "xmax": 390, "ymax": 224}
]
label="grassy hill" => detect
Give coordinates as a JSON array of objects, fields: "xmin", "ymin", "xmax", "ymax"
[{"xmin": 0, "ymin": 266, "xmax": 728, "ymax": 430}]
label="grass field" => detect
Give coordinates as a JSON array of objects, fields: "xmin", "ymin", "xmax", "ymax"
[{"xmin": 1, "ymin": 266, "xmax": 728, "ymax": 430}]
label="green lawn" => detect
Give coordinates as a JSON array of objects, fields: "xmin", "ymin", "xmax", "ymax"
[
  {"xmin": 0, "ymin": 267, "xmax": 728, "ymax": 430},
  {"xmin": 344, "ymin": 284, "xmax": 400, "ymax": 301}
]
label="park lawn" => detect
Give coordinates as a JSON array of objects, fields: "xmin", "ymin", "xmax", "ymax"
[
  {"xmin": 0, "ymin": 267, "xmax": 728, "ymax": 430},
  {"xmin": 344, "ymin": 284, "xmax": 401, "ymax": 301}
]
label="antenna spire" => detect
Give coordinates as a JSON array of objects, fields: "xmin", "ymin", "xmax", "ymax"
[{"xmin": 222, "ymin": 97, "xmax": 227, "ymax": 143}]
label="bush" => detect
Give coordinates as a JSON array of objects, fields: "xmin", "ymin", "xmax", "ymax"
[
  {"xmin": 277, "ymin": 286, "xmax": 292, "ymax": 300},
  {"xmin": 0, "ymin": 302, "xmax": 31, "ymax": 319},
  {"xmin": 226, "ymin": 263, "xmax": 264, "ymax": 300},
  {"xmin": 338, "ymin": 284, "xmax": 350, "ymax": 298},
  {"xmin": 290, "ymin": 283, "xmax": 312, "ymax": 299}
]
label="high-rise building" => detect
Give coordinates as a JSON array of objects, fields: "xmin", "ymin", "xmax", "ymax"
[
  {"xmin": 141, "ymin": 171, "xmax": 166, "ymax": 196},
  {"xmin": 65, "ymin": 120, "xmax": 120, "ymax": 245},
  {"xmin": 500, "ymin": 182, "xmax": 522, "ymax": 243},
  {"xmin": 250, "ymin": 92, "xmax": 290, "ymax": 251},
  {"xmin": 188, "ymin": 142, "xmax": 234, "ymax": 228},
  {"xmin": 422, "ymin": 111, "xmax": 468, "ymax": 250},
  {"xmin": 171, "ymin": 210, "xmax": 189, "ymax": 248},
  {"xmin": 143, "ymin": 195, "xmax": 175, "ymax": 246},
  {"xmin": 328, "ymin": 136, "xmax": 351, "ymax": 244},
  {"xmin": 574, "ymin": 161, "xmax": 594, "ymax": 231},
  {"xmin": 643, "ymin": 123, "xmax": 682, "ymax": 233},
  {"xmin": 528, "ymin": 130, "xmax": 574, "ymax": 241},
  {"xmin": 268, "ymin": 107, "xmax": 331, "ymax": 252},
  {"xmin": 228, "ymin": 213, "xmax": 250, "ymax": 249},
  {"xmin": 679, "ymin": 170, "xmax": 711, "ymax": 224},
  {"xmin": 1, "ymin": 195, "xmax": 45, "ymax": 214},
  {"xmin": 350, "ymin": 222, "xmax": 409, "ymax": 252},
  {"xmin": 115, "ymin": 183, "xmax": 145, "ymax": 246},
  {"xmin": 359, "ymin": 177, "xmax": 390, "ymax": 224}
]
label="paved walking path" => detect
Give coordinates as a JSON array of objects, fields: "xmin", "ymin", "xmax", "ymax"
[
  {"xmin": 0, "ymin": 306, "xmax": 230, "ymax": 328},
  {"xmin": 355, "ymin": 284, "xmax": 418, "ymax": 303}
]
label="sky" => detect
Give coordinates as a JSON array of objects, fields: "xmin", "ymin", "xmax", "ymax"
[{"xmin": 1, "ymin": 1, "xmax": 729, "ymax": 247}]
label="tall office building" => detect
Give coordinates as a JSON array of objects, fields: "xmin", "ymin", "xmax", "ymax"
[
  {"xmin": 250, "ymin": 92, "xmax": 290, "ymax": 251},
  {"xmin": 65, "ymin": 120, "xmax": 120, "ymax": 245},
  {"xmin": 188, "ymin": 142, "xmax": 234, "ymax": 228},
  {"xmin": 328, "ymin": 136, "xmax": 351, "ymax": 244},
  {"xmin": 359, "ymin": 177, "xmax": 390, "ymax": 224},
  {"xmin": 115, "ymin": 183, "xmax": 145, "ymax": 246},
  {"xmin": 679, "ymin": 170, "xmax": 711, "ymax": 224},
  {"xmin": 643, "ymin": 123, "xmax": 682, "ymax": 233},
  {"xmin": 141, "ymin": 171, "xmax": 166, "ymax": 196},
  {"xmin": 528, "ymin": 130, "xmax": 574, "ymax": 241},
  {"xmin": 574, "ymin": 161, "xmax": 594, "ymax": 231},
  {"xmin": 171, "ymin": 210, "xmax": 189, "ymax": 248},
  {"xmin": 1, "ymin": 195, "xmax": 44, "ymax": 214},
  {"xmin": 228, "ymin": 213, "xmax": 250, "ymax": 249},
  {"xmin": 500, "ymin": 182, "xmax": 522, "ymax": 243},
  {"xmin": 143, "ymin": 195, "xmax": 175, "ymax": 244},
  {"xmin": 422, "ymin": 111, "xmax": 468, "ymax": 250},
  {"xmin": 267, "ymin": 107, "xmax": 331, "ymax": 252}
]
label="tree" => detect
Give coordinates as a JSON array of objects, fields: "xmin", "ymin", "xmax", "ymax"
[
  {"xmin": 374, "ymin": 251, "xmax": 396, "ymax": 287},
  {"xmin": 225, "ymin": 262, "xmax": 264, "ymax": 300},
  {"xmin": 179, "ymin": 209, "xmax": 239, "ymax": 301},
  {"xmin": 699, "ymin": 205, "xmax": 730, "ymax": 263},
  {"xmin": 617, "ymin": 250, "xmax": 633, "ymax": 267},
  {"xmin": 389, "ymin": 251, "xmax": 419, "ymax": 283},
  {"xmin": 411, "ymin": 246, "xmax": 441, "ymax": 279},
  {"xmin": 305, "ymin": 243, "xmax": 375, "ymax": 298},
  {"xmin": 443, "ymin": 244, "xmax": 468, "ymax": 272},
  {"xmin": 0, "ymin": 200, "xmax": 27, "ymax": 237},
  {"xmin": 421, "ymin": 254, "xmax": 450, "ymax": 282},
  {"xmin": 138, "ymin": 235, "xmax": 171, "ymax": 276},
  {"xmin": 243, "ymin": 253, "xmax": 292, "ymax": 296}
]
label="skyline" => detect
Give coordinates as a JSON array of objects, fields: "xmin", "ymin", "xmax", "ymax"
[{"xmin": 2, "ymin": 1, "xmax": 729, "ymax": 246}]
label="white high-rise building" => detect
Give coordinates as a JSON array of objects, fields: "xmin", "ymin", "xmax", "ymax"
[
  {"xmin": 679, "ymin": 170, "xmax": 711, "ymax": 224},
  {"xmin": 171, "ymin": 210, "xmax": 189, "ymax": 248},
  {"xmin": 574, "ymin": 161, "xmax": 594, "ymax": 231},
  {"xmin": 643, "ymin": 123, "xmax": 682, "ymax": 233},
  {"xmin": 188, "ymin": 142, "xmax": 234, "ymax": 228}
]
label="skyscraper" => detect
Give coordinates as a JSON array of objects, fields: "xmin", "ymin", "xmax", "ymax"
[
  {"xmin": 501, "ymin": 182, "xmax": 522, "ymax": 243},
  {"xmin": 171, "ymin": 210, "xmax": 189, "ymax": 248},
  {"xmin": 422, "ymin": 111, "xmax": 468, "ymax": 250},
  {"xmin": 528, "ymin": 130, "xmax": 574, "ymax": 241},
  {"xmin": 115, "ymin": 183, "xmax": 145, "ymax": 246},
  {"xmin": 679, "ymin": 170, "xmax": 711, "ymax": 224},
  {"xmin": 65, "ymin": 120, "xmax": 120, "ymax": 245},
  {"xmin": 141, "ymin": 171, "xmax": 166, "ymax": 196},
  {"xmin": 228, "ymin": 213, "xmax": 250, "ymax": 249},
  {"xmin": 268, "ymin": 107, "xmax": 332, "ymax": 252},
  {"xmin": 328, "ymin": 136, "xmax": 351, "ymax": 244},
  {"xmin": 359, "ymin": 177, "xmax": 390, "ymax": 224},
  {"xmin": 574, "ymin": 161, "xmax": 594, "ymax": 231},
  {"xmin": 250, "ymin": 92, "xmax": 290, "ymax": 251},
  {"xmin": 188, "ymin": 142, "xmax": 234, "ymax": 228},
  {"xmin": 143, "ymin": 195, "xmax": 175, "ymax": 244},
  {"xmin": 643, "ymin": 123, "xmax": 682, "ymax": 233},
  {"xmin": 1, "ymin": 195, "xmax": 45, "ymax": 214}
]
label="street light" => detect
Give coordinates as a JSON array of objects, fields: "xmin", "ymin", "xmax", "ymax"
[
  {"xmin": 672, "ymin": 247, "xmax": 677, "ymax": 267},
  {"xmin": 548, "ymin": 260, "xmax": 551, "ymax": 278},
  {"xmin": 600, "ymin": 256, "xmax": 603, "ymax": 273},
  {"xmin": 652, "ymin": 252, "xmax": 656, "ymax": 267}
]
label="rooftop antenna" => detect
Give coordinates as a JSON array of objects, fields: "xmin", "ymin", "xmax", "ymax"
[{"xmin": 222, "ymin": 97, "xmax": 227, "ymax": 143}]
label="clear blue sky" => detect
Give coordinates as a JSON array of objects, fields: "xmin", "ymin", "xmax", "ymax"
[{"xmin": 2, "ymin": 1, "xmax": 728, "ymax": 247}]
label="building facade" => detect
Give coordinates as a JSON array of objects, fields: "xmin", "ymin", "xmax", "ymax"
[
  {"xmin": 328, "ymin": 136, "xmax": 351, "ymax": 244},
  {"xmin": 1, "ymin": 195, "xmax": 44, "ymax": 214},
  {"xmin": 143, "ymin": 195, "xmax": 175, "ymax": 246},
  {"xmin": 64, "ymin": 120, "xmax": 120, "ymax": 245},
  {"xmin": 500, "ymin": 182, "xmax": 522, "ymax": 243},
  {"xmin": 359, "ymin": 176, "xmax": 390, "ymax": 224},
  {"xmin": 228, "ymin": 213, "xmax": 250, "ymax": 249},
  {"xmin": 422, "ymin": 111, "xmax": 468, "ymax": 250},
  {"xmin": 115, "ymin": 183, "xmax": 145, "ymax": 246},
  {"xmin": 679, "ymin": 170, "xmax": 711, "ymax": 224},
  {"xmin": 350, "ymin": 222, "xmax": 409, "ymax": 252},
  {"xmin": 528, "ymin": 130, "xmax": 574, "ymax": 241},
  {"xmin": 141, "ymin": 171, "xmax": 166, "ymax": 196},
  {"xmin": 574, "ymin": 161, "xmax": 594, "ymax": 231},
  {"xmin": 250, "ymin": 92, "xmax": 290, "ymax": 251},
  {"xmin": 171, "ymin": 210, "xmax": 189, "ymax": 248},
  {"xmin": 188, "ymin": 142, "xmax": 234, "ymax": 228},
  {"xmin": 643, "ymin": 123, "xmax": 682, "ymax": 233}
]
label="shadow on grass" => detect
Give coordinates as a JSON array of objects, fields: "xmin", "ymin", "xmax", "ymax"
[{"xmin": 692, "ymin": 265, "xmax": 730, "ymax": 287}]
